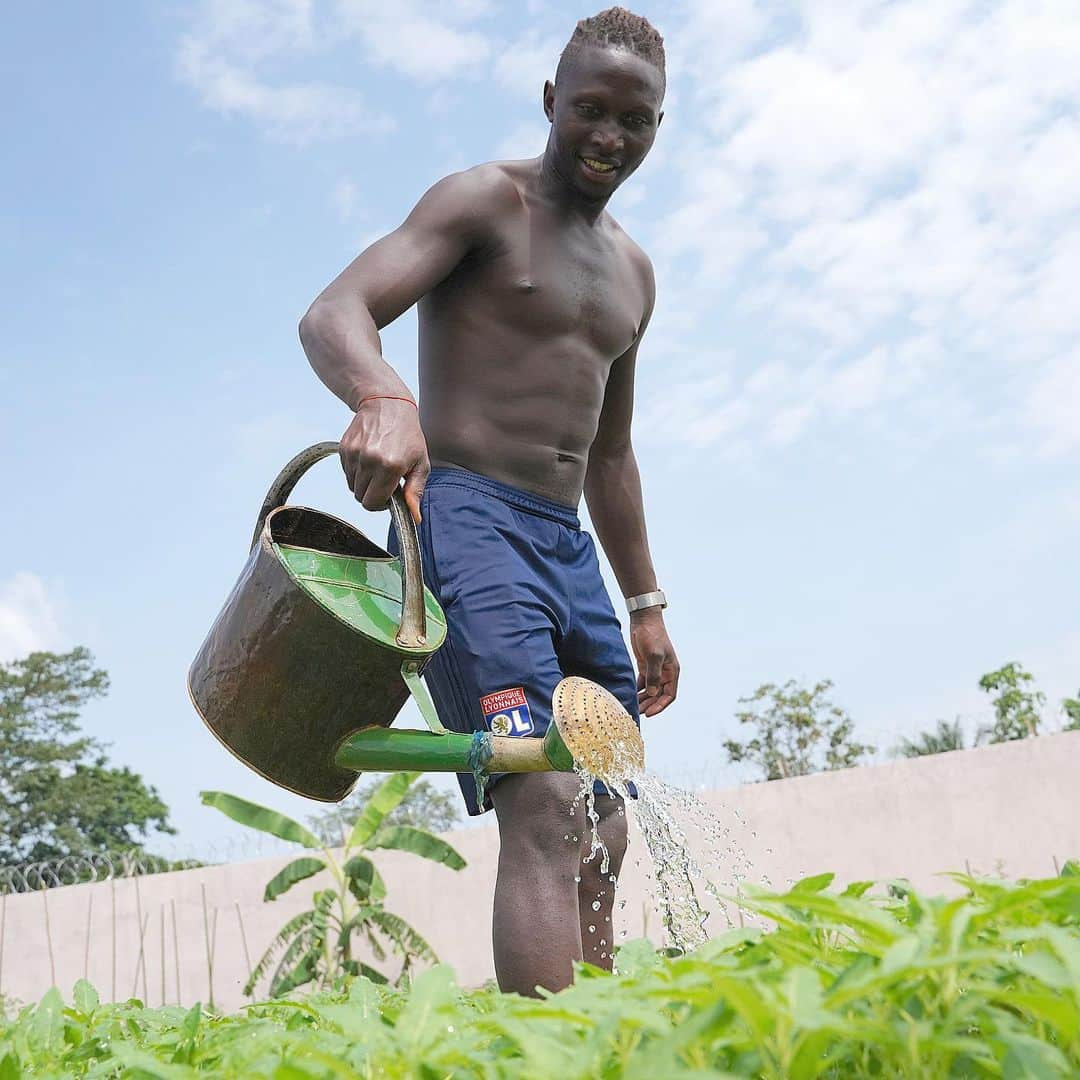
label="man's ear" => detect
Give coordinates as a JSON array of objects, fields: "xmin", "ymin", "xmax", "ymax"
[{"xmin": 543, "ymin": 79, "xmax": 555, "ymax": 123}]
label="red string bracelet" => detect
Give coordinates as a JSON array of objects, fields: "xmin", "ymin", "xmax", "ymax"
[{"xmin": 356, "ymin": 395, "xmax": 417, "ymax": 409}]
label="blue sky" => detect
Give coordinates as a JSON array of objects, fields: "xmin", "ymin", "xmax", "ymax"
[{"xmin": 3, "ymin": 0, "xmax": 1078, "ymax": 859}]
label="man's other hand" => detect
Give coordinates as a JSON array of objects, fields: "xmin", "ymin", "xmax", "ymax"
[
  {"xmin": 339, "ymin": 397, "xmax": 430, "ymax": 524},
  {"xmin": 630, "ymin": 609, "xmax": 679, "ymax": 717}
]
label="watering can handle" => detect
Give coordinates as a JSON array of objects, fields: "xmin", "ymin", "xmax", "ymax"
[{"xmin": 251, "ymin": 441, "xmax": 428, "ymax": 648}]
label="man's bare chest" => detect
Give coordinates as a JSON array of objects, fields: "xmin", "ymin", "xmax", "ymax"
[{"xmin": 443, "ymin": 220, "xmax": 644, "ymax": 360}]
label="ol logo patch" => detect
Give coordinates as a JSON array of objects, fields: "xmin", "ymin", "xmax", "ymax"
[{"xmin": 480, "ymin": 686, "xmax": 534, "ymax": 737}]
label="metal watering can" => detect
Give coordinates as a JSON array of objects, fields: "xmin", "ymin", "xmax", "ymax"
[{"xmin": 189, "ymin": 442, "xmax": 643, "ymax": 803}]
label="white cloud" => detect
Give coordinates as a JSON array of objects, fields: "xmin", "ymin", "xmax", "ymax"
[
  {"xmin": 1024, "ymin": 347, "xmax": 1080, "ymax": 457},
  {"xmin": 0, "ymin": 573, "xmax": 65, "ymax": 662},
  {"xmin": 649, "ymin": 0, "xmax": 1080, "ymax": 458},
  {"xmin": 177, "ymin": 0, "xmax": 392, "ymax": 142},
  {"xmin": 334, "ymin": 0, "xmax": 493, "ymax": 82},
  {"xmin": 177, "ymin": 0, "xmax": 496, "ymax": 141},
  {"xmin": 492, "ymin": 31, "xmax": 562, "ymax": 101},
  {"xmin": 490, "ymin": 121, "xmax": 547, "ymax": 163},
  {"xmin": 331, "ymin": 178, "xmax": 360, "ymax": 222}
]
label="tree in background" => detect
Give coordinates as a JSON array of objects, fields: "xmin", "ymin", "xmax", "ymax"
[
  {"xmin": 307, "ymin": 776, "xmax": 460, "ymax": 847},
  {"xmin": 0, "ymin": 648, "xmax": 174, "ymax": 865},
  {"xmin": 1063, "ymin": 692, "xmax": 1080, "ymax": 732},
  {"xmin": 976, "ymin": 662, "xmax": 1045, "ymax": 744},
  {"xmin": 893, "ymin": 718, "xmax": 967, "ymax": 759},
  {"xmin": 723, "ymin": 679, "xmax": 874, "ymax": 781}
]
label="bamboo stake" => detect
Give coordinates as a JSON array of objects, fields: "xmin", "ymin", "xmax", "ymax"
[
  {"xmin": 171, "ymin": 898, "xmax": 181, "ymax": 1005},
  {"xmin": 1053, "ymin": 854, "xmax": 1061, "ymax": 876},
  {"xmin": 160, "ymin": 905, "xmax": 166, "ymax": 1007},
  {"xmin": 211, "ymin": 907, "xmax": 219, "ymax": 998},
  {"xmin": 83, "ymin": 892, "xmax": 94, "ymax": 982},
  {"xmin": 0, "ymin": 888, "xmax": 7, "ymax": 1000},
  {"xmin": 131, "ymin": 913, "xmax": 150, "ymax": 999},
  {"xmin": 134, "ymin": 876, "xmax": 148, "ymax": 1002},
  {"xmin": 235, "ymin": 901, "xmax": 253, "ymax": 997},
  {"xmin": 110, "ymin": 879, "xmax": 117, "ymax": 1002},
  {"xmin": 42, "ymin": 888, "xmax": 56, "ymax": 987},
  {"xmin": 201, "ymin": 883, "xmax": 215, "ymax": 1010}
]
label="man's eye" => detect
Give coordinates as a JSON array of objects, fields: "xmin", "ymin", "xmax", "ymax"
[
  {"xmin": 577, "ymin": 104, "xmax": 600, "ymax": 117},
  {"xmin": 625, "ymin": 115, "xmax": 648, "ymax": 128}
]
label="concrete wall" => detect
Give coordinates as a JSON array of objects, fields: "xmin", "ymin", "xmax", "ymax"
[{"xmin": 2, "ymin": 730, "xmax": 1077, "ymax": 1013}]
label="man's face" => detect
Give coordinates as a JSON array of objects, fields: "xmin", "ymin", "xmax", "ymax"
[{"xmin": 544, "ymin": 45, "xmax": 664, "ymax": 199}]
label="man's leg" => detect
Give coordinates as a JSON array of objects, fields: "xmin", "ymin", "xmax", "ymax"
[
  {"xmin": 490, "ymin": 771, "xmax": 586, "ymax": 996},
  {"xmin": 577, "ymin": 792, "xmax": 628, "ymax": 970}
]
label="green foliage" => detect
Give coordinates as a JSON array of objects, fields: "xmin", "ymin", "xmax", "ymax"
[
  {"xmin": 307, "ymin": 775, "xmax": 461, "ymax": 846},
  {"xmin": 724, "ymin": 679, "xmax": 874, "ymax": 781},
  {"xmin": 892, "ymin": 717, "xmax": 967, "ymax": 758},
  {"xmin": 4, "ymin": 866, "xmax": 1079, "ymax": 1076},
  {"xmin": 977, "ymin": 661, "xmax": 1046, "ymax": 743},
  {"xmin": 0, "ymin": 648, "xmax": 174, "ymax": 866},
  {"xmin": 200, "ymin": 773, "xmax": 465, "ymax": 996},
  {"xmin": 1063, "ymin": 692, "xmax": 1080, "ymax": 732}
]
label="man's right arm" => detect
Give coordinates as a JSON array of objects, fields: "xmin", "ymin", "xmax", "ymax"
[{"xmin": 298, "ymin": 168, "xmax": 493, "ymax": 521}]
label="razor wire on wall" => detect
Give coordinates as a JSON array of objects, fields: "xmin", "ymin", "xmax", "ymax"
[
  {"xmin": 0, "ymin": 834, "xmax": 298, "ymax": 894},
  {"xmin": 0, "ymin": 851, "xmax": 200, "ymax": 894}
]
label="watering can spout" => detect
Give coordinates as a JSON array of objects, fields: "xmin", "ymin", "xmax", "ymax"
[
  {"xmin": 334, "ymin": 676, "xmax": 643, "ymax": 784},
  {"xmin": 334, "ymin": 719, "xmax": 575, "ymax": 776}
]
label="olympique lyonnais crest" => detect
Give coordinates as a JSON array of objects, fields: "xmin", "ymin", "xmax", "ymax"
[{"xmin": 480, "ymin": 686, "xmax": 534, "ymax": 736}]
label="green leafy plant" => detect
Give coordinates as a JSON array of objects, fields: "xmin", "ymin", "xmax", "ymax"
[
  {"xmin": 892, "ymin": 716, "xmax": 967, "ymax": 758},
  {"xmin": 724, "ymin": 678, "xmax": 874, "ymax": 781},
  {"xmin": 1063, "ymin": 691, "xmax": 1080, "ymax": 731},
  {"xmin": 2, "ymin": 863, "xmax": 1078, "ymax": 1076},
  {"xmin": 977, "ymin": 661, "xmax": 1045, "ymax": 743},
  {"xmin": 200, "ymin": 772, "xmax": 465, "ymax": 995}
]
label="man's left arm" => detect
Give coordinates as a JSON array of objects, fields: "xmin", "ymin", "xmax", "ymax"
[{"xmin": 584, "ymin": 274, "xmax": 679, "ymax": 718}]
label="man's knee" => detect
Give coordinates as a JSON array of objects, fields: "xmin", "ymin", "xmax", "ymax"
[
  {"xmin": 492, "ymin": 771, "xmax": 586, "ymax": 860},
  {"xmin": 582, "ymin": 794, "xmax": 628, "ymax": 875}
]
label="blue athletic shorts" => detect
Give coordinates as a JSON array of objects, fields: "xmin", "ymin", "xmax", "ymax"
[{"xmin": 387, "ymin": 467, "xmax": 640, "ymax": 815}]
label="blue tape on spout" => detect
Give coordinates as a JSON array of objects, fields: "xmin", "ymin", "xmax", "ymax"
[{"xmin": 467, "ymin": 731, "xmax": 494, "ymax": 810}]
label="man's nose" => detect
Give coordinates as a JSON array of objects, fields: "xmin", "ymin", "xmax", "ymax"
[{"xmin": 590, "ymin": 120, "xmax": 624, "ymax": 155}]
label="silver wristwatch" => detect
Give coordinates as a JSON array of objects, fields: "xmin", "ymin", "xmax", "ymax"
[{"xmin": 626, "ymin": 589, "xmax": 667, "ymax": 614}]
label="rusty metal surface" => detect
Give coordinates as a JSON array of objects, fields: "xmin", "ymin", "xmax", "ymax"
[{"xmin": 189, "ymin": 444, "xmax": 445, "ymax": 803}]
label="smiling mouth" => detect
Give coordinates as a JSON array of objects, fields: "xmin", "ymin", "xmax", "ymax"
[{"xmin": 580, "ymin": 156, "xmax": 618, "ymax": 175}]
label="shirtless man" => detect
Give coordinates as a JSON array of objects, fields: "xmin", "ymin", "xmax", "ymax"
[{"xmin": 299, "ymin": 7, "xmax": 679, "ymax": 996}]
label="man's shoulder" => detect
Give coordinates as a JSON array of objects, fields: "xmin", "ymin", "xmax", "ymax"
[
  {"xmin": 430, "ymin": 160, "xmax": 532, "ymax": 214},
  {"xmin": 606, "ymin": 216, "xmax": 655, "ymax": 295}
]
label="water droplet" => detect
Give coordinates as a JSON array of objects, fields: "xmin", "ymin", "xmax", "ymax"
[
  {"xmin": 588, "ymin": 925, "xmax": 596, "ymax": 933},
  {"xmin": 591, "ymin": 900, "xmax": 601, "ymax": 911},
  {"xmin": 573, "ymin": 875, "xmax": 581, "ymax": 883}
]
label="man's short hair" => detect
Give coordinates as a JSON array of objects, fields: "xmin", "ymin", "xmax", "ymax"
[{"xmin": 557, "ymin": 7, "xmax": 666, "ymax": 94}]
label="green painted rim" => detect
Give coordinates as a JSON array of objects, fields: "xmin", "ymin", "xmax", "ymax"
[{"xmin": 273, "ymin": 542, "xmax": 447, "ymax": 655}]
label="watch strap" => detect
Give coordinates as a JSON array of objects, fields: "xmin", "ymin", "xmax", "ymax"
[{"xmin": 626, "ymin": 589, "xmax": 667, "ymax": 613}]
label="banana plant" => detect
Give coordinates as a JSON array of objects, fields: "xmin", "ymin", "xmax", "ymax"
[{"xmin": 200, "ymin": 772, "xmax": 465, "ymax": 996}]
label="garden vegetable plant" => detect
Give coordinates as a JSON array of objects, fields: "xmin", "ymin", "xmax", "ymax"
[
  {"xmin": 2, "ymin": 862, "xmax": 1077, "ymax": 1077},
  {"xmin": 200, "ymin": 773, "xmax": 466, "ymax": 994}
]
